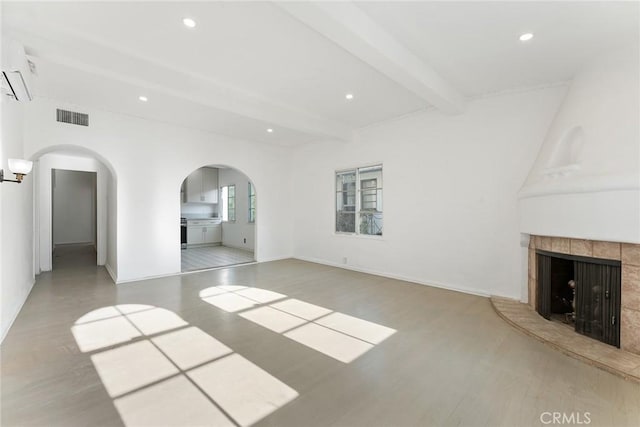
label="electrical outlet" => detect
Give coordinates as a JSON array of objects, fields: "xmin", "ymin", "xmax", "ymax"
[
  {"xmin": 243, "ymin": 238, "xmax": 246, "ymax": 244},
  {"xmin": 342, "ymin": 257, "xmax": 348, "ymax": 264}
]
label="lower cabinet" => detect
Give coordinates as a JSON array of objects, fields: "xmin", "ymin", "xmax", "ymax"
[
  {"xmin": 187, "ymin": 227, "xmax": 205, "ymax": 245},
  {"xmin": 186, "ymin": 221, "xmax": 222, "ymax": 246},
  {"xmin": 204, "ymin": 225, "xmax": 222, "ymax": 244}
]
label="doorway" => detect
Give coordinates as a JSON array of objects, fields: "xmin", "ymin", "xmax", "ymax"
[
  {"xmin": 180, "ymin": 165, "xmax": 256, "ymax": 272},
  {"xmin": 51, "ymin": 169, "xmax": 97, "ymax": 269}
]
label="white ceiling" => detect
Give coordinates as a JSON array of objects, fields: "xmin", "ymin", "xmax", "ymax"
[
  {"xmin": 358, "ymin": 1, "xmax": 640, "ymax": 97},
  {"xmin": 2, "ymin": 1, "xmax": 638, "ymax": 146}
]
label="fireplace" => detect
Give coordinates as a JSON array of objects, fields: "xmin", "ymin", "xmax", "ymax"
[
  {"xmin": 528, "ymin": 236, "xmax": 640, "ymax": 355},
  {"xmin": 536, "ymin": 250, "xmax": 621, "ymax": 347}
]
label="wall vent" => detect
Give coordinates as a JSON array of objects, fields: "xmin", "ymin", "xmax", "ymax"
[{"xmin": 56, "ymin": 109, "xmax": 89, "ymax": 126}]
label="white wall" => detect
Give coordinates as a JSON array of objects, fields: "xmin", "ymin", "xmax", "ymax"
[
  {"xmin": 219, "ymin": 167, "xmax": 255, "ymax": 251},
  {"xmin": 24, "ymin": 98, "xmax": 293, "ymax": 283},
  {"xmin": 106, "ymin": 171, "xmax": 117, "ymax": 279},
  {"xmin": 0, "ymin": 95, "xmax": 34, "ymax": 341},
  {"xmin": 181, "ymin": 203, "xmax": 218, "ymax": 217},
  {"xmin": 52, "ymin": 169, "xmax": 96, "ymax": 246},
  {"xmin": 36, "ymin": 152, "xmax": 110, "ymax": 271},
  {"xmin": 519, "ymin": 46, "xmax": 640, "ymax": 244},
  {"xmin": 292, "ymin": 86, "xmax": 567, "ymax": 299}
]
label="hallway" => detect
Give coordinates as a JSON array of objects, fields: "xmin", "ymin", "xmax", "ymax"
[{"xmin": 52, "ymin": 244, "xmax": 97, "ymax": 270}]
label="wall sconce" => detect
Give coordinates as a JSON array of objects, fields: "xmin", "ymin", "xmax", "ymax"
[{"xmin": 0, "ymin": 159, "xmax": 33, "ymax": 184}]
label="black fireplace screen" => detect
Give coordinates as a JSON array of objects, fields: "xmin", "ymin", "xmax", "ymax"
[{"xmin": 537, "ymin": 250, "xmax": 621, "ymax": 347}]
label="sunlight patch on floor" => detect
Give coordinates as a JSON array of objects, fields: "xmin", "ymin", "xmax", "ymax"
[
  {"xmin": 284, "ymin": 323, "xmax": 374, "ymax": 363},
  {"xmin": 71, "ymin": 316, "xmax": 141, "ymax": 352},
  {"xmin": 202, "ymin": 293, "xmax": 259, "ymax": 313},
  {"xmin": 315, "ymin": 312, "xmax": 397, "ymax": 345},
  {"xmin": 199, "ymin": 286, "xmax": 397, "ymax": 363},
  {"xmin": 188, "ymin": 353, "xmax": 299, "ymax": 427},
  {"xmin": 151, "ymin": 327, "xmax": 232, "ymax": 370},
  {"xmin": 235, "ymin": 287, "xmax": 287, "ymax": 304},
  {"xmin": 270, "ymin": 298, "xmax": 332, "ymax": 321},
  {"xmin": 91, "ymin": 340, "xmax": 179, "ymax": 397},
  {"xmin": 75, "ymin": 306, "xmax": 121, "ymax": 324},
  {"xmin": 114, "ymin": 376, "xmax": 234, "ymax": 427},
  {"xmin": 72, "ymin": 305, "xmax": 299, "ymax": 426},
  {"xmin": 126, "ymin": 308, "xmax": 188, "ymax": 336},
  {"xmin": 239, "ymin": 306, "xmax": 307, "ymax": 333}
]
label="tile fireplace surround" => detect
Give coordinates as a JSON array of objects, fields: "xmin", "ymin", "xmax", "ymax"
[{"xmin": 528, "ymin": 236, "xmax": 640, "ymax": 355}]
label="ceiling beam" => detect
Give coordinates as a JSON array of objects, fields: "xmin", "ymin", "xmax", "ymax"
[{"xmin": 276, "ymin": 2, "xmax": 466, "ymax": 114}]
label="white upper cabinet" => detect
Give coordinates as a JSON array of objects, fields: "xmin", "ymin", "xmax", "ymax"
[
  {"xmin": 201, "ymin": 168, "xmax": 218, "ymax": 203},
  {"xmin": 184, "ymin": 167, "xmax": 218, "ymax": 204}
]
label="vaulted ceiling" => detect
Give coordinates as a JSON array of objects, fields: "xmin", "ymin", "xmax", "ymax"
[{"xmin": 2, "ymin": 1, "xmax": 638, "ymax": 146}]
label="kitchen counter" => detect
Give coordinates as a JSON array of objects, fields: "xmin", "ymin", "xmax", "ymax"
[{"xmin": 186, "ymin": 218, "xmax": 221, "ymax": 224}]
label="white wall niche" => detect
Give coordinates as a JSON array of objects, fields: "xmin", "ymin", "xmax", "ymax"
[{"xmin": 542, "ymin": 125, "xmax": 584, "ymax": 178}]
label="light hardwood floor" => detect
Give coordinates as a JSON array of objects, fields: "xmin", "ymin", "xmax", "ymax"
[
  {"xmin": 2, "ymin": 246, "xmax": 639, "ymax": 426},
  {"xmin": 181, "ymin": 245, "xmax": 255, "ymax": 272}
]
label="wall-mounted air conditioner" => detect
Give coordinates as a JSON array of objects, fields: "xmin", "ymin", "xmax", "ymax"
[{"xmin": 1, "ymin": 41, "xmax": 33, "ymax": 102}]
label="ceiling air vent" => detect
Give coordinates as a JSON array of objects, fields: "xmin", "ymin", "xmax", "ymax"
[{"xmin": 56, "ymin": 109, "xmax": 89, "ymax": 126}]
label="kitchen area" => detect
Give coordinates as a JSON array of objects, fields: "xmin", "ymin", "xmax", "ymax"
[{"xmin": 180, "ymin": 166, "xmax": 255, "ymax": 272}]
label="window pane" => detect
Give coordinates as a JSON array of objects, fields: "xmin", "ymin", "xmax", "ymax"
[
  {"xmin": 359, "ymin": 212, "xmax": 383, "ymax": 236},
  {"xmin": 248, "ymin": 183, "xmax": 256, "ymax": 223},
  {"xmin": 336, "ymin": 171, "xmax": 356, "ymax": 192},
  {"xmin": 229, "ymin": 185, "xmax": 235, "ymax": 197},
  {"xmin": 361, "ymin": 185, "xmax": 378, "ymax": 211},
  {"xmin": 336, "ymin": 212, "xmax": 355, "ymax": 233},
  {"xmin": 358, "ymin": 165, "xmax": 382, "ymax": 187},
  {"xmin": 336, "ymin": 193, "xmax": 355, "ymax": 213}
]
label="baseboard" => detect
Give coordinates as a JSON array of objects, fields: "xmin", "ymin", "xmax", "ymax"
[
  {"xmin": 53, "ymin": 241, "xmax": 95, "ymax": 247},
  {"xmin": 256, "ymin": 255, "xmax": 292, "ymax": 263},
  {"xmin": 186, "ymin": 242, "xmax": 222, "ymax": 249},
  {"xmin": 114, "ymin": 254, "xmax": 293, "ymax": 285},
  {"xmin": 105, "ymin": 263, "xmax": 117, "ymax": 284},
  {"xmin": 221, "ymin": 242, "xmax": 254, "ymax": 252},
  {"xmin": 0, "ymin": 278, "xmax": 36, "ymax": 345},
  {"xmin": 293, "ymin": 255, "xmax": 491, "ymax": 298},
  {"xmin": 115, "ymin": 270, "xmax": 181, "ymax": 284},
  {"xmin": 116, "ymin": 260, "xmax": 262, "ymax": 284}
]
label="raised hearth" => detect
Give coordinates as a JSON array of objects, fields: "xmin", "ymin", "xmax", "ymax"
[{"xmin": 491, "ymin": 297, "xmax": 640, "ymax": 383}]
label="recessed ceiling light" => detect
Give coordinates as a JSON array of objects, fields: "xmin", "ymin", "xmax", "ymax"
[
  {"xmin": 519, "ymin": 33, "xmax": 534, "ymax": 42},
  {"xmin": 267, "ymin": 128, "xmax": 274, "ymax": 133},
  {"xmin": 183, "ymin": 18, "xmax": 196, "ymax": 28},
  {"xmin": 345, "ymin": 93, "xmax": 354, "ymax": 100},
  {"xmin": 138, "ymin": 96, "xmax": 148, "ymax": 102}
]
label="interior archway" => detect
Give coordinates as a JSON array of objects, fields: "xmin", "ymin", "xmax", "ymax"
[
  {"xmin": 30, "ymin": 145, "xmax": 118, "ymax": 280},
  {"xmin": 179, "ymin": 164, "xmax": 256, "ymax": 272}
]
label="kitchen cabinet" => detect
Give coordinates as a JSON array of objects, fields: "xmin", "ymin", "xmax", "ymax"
[
  {"xmin": 185, "ymin": 167, "xmax": 218, "ymax": 203},
  {"xmin": 204, "ymin": 225, "xmax": 222, "ymax": 243},
  {"xmin": 186, "ymin": 219, "xmax": 222, "ymax": 246},
  {"xmin": 187, "ymin": 226, "xmax": 205, "ymax": 245}
]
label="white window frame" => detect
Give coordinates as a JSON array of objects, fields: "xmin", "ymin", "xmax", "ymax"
[
  {"xmin": 248, "ymin": 182, "xmax": 256, "ymax": 224},
  {"xmin": 221, "ymin": 184, "xmax": 236, "ymax": 222},
  {"xmin": 335, "ymin": 164, "xmax": 383, "ymax": 237}
]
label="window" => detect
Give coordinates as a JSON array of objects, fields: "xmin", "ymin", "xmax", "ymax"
[
  {"xmin": 248, "ymin": 182, "xmax": 256, "ymax": 223},
  {"xmin": 221, "ymin": 184, "xmax": 236, "ymax": 222},
  {"xmin": 335, "ymin": 165, "xmax": 383, "ymax": 236}
]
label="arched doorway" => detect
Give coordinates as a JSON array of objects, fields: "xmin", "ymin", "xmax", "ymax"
[
  {"xmin": 180, "ymin": 164, "xmax": 256, "ymax": 272},
  {"xmin": 30, "ymin": 145, "xmax": 117, "ymax": 279}
]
